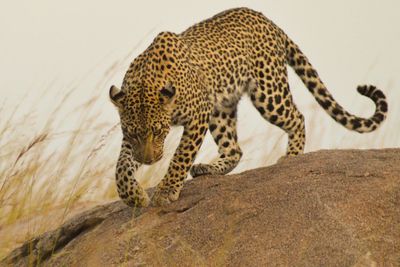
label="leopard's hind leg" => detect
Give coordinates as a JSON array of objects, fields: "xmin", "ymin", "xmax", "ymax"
[{"xmin": 250, "ymin": 57, "xmax": 305, "ymax": 156}]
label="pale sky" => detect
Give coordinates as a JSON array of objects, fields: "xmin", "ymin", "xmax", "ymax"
[
  {"xmin": 1, "ymin": 1, "xmax": 399, "ymax": 97},
  {"xmin": 1, "ymin": 0, "xmax": 399, "ymax": 165}
]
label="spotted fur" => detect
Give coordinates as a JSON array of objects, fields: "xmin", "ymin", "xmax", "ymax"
[{"xmin": 110, "ymin": 8, "xmax": 388, "ymax": 207}]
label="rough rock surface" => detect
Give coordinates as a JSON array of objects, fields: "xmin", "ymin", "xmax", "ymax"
[{"xmin": 2, "ymin": 149, "xmax": 400, "ymax": 266}]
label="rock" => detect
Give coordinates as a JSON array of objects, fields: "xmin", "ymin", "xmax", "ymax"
[{"xmin": 2, "ymin": 149, "xmax": 400, "ymax": 266}]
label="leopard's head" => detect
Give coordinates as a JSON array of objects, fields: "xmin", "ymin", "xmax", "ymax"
[
  {"xmin": 110, "ymin": 81, "xmax": 176, "ymax": 165},
  {"xmin": 110, "ymin": 31, "xmax": 193, "ymax": 164}
]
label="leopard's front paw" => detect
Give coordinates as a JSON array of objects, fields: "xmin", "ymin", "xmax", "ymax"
[
  {"xmin": 151, "ymin": 185, "xmax": 181, "ymax": 207},
  {"xmin": 120, "ymin": 189, "xmax": 150, "ymax": 208},
  {"xmin": 190, "ymin": 163, "xmax": 213, "ymax": 177},
  {"xmin": 139, "ymin": 192, "xmax": 151, "ymax": 207}
]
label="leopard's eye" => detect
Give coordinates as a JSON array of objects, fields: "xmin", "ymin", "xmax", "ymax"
[
  {"xmin": 124, "ymin": 131, "xmax": 139, "ymax": 144},
  {"xmin": 153, "ymin": 128, "xmax": 162, "ymax": 136},
  {"xmin": 128, "ymin": 137, "xmax": 139, "ymax": 146},
  {"xmin": 152, "ymin": 124, "xmax": 163, "ymax": 136}
]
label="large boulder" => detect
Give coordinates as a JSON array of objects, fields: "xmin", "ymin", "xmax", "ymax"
[{"xmin": 2, "ymin": 149, "xmax": 399, "ymax": 266}]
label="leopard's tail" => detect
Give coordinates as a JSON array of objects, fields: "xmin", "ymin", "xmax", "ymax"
[{"xmin": 285, "ymin": 36, "xmax": 388, "ymax": 133}]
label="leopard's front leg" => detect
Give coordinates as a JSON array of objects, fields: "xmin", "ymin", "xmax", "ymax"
[
  {"xmin": 152, "ymin": 122, "xmax": 208, "ymax": 206},
  {"xmin": 115, "ymin": 139, "xmax": 150, "ymax": 207}
]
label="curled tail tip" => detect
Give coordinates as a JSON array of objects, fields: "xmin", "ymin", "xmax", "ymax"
[
  {"xmin": 356, "ymin": 85, "xmax": 372, "ymax": 95},
  {"xmin": 353, "ymin": 84, "xmax": 388, "ymax": 133},
  {"xmin": 357, "ymin": 85, "xmax": 387, "ymax": 101},
  {"xmin": 356, "ymin": 84, "xmax": 388, "ymax": 112}
]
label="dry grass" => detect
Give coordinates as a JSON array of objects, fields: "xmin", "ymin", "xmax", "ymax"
[
  {"xmin": 0, "ymin": 62, "xmax": 398, "ymax": 260},
  {"xmin": 0, "ymin": 59, "xmax": 141, "ymax": 258},
  {"xmin": 0, "ymin": 93, "xmax": 117, "ymax": 257}
]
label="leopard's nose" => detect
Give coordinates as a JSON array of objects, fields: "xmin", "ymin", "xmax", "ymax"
[
  {"xmin": 141, "ymin": 154, "xmax": 162, "ymax": 165},
  {"xmin": 141, "ymin": 146, "xmax": 162, "ymax": 165},
  {"xmin": 142, "ymin": 148, "xmax": 154, "ymax": 164},
  {"xmin": 143, "ymin": 159, "xmax": 154, "ymax": 165},
  {"xmin": 143, "ymin": 137, "xmax": 153, "ymax": 161}
]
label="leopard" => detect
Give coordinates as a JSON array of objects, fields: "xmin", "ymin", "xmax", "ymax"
[{"xmin": 109, "ymin": 7, "xmax": 388, "ymax": 207}]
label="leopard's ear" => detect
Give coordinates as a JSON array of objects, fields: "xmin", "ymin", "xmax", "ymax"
[
  {"xmin": 109, "ymin": 85, "xmax": 125, "ymax": 107},
  {"xmin": 159, "ymin": 82, "xmax": 176, "ymax": 105}
]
